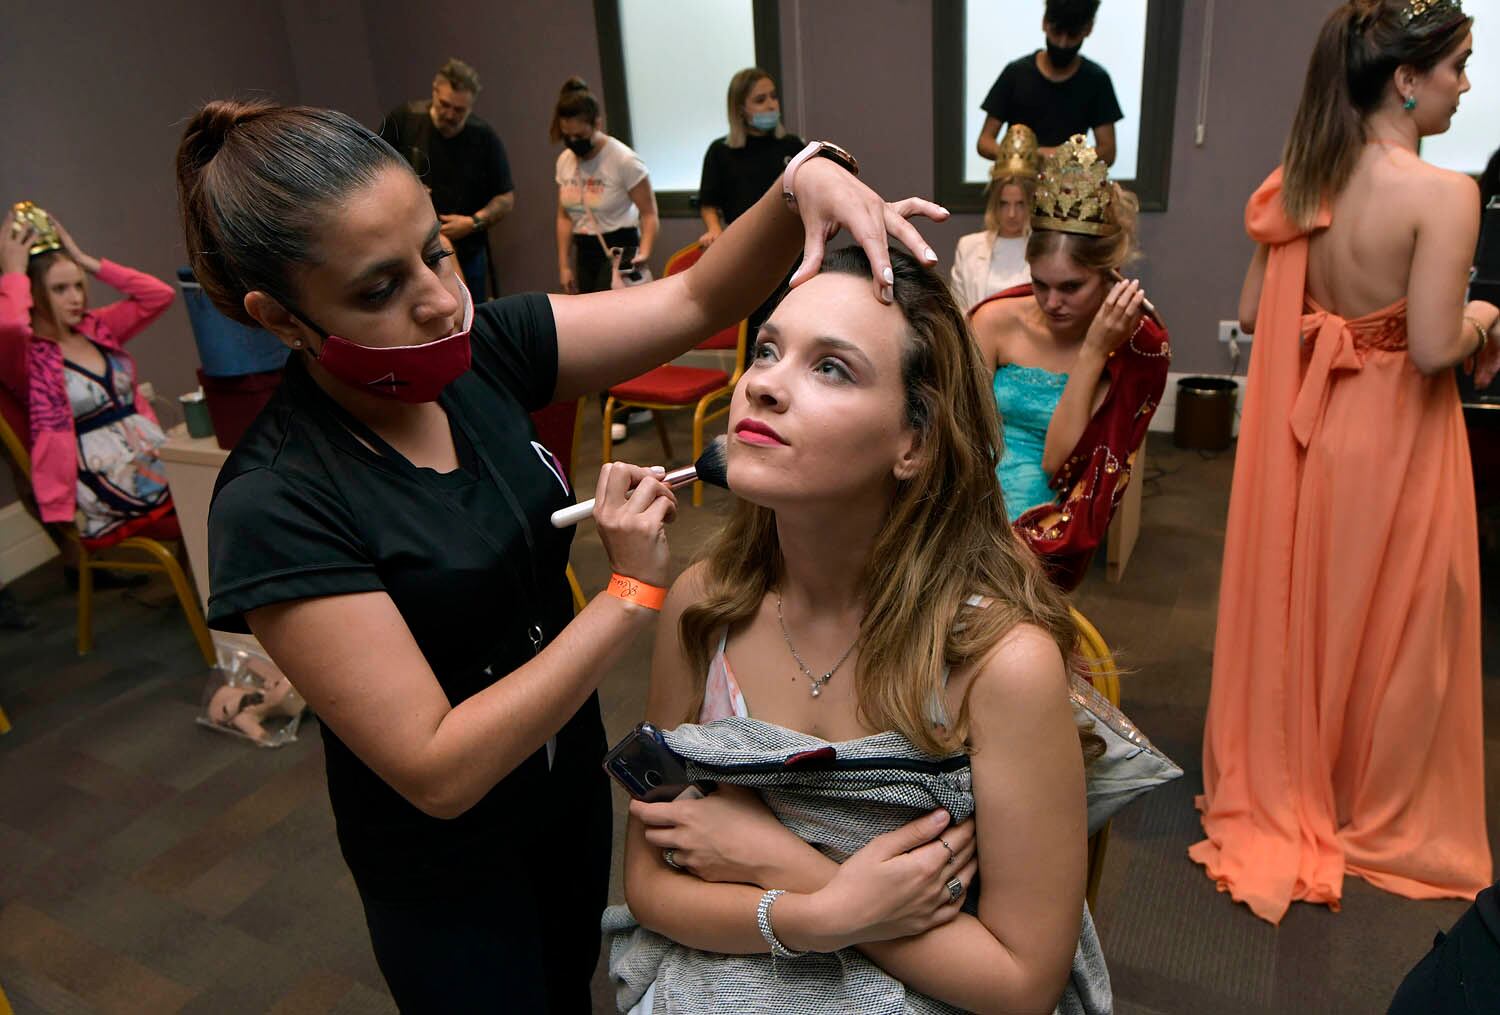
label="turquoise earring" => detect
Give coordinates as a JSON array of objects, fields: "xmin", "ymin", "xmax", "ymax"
[{"xmin": 1403, "ymin": 95, "xmax": 1418, "ymax": 111}]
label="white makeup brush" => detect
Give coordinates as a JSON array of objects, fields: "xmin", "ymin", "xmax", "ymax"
[{"xmin": 550, "ymin": 436, "xmax": 730, "ymax": 528}]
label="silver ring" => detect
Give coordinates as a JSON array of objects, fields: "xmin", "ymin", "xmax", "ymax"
[
  {"xmin": 946, "ymin": 876, "xmax": 963, "ymax": 902},
  {"xmin": 938, "ymin": 837, "xmax": 955, "ymax": 865},
  {"xmin": 663, "ymin": 848, "xmax": 684, "ymax": 871}
]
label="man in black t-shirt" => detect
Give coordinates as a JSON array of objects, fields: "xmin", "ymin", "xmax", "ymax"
[
  {"xmin": 975, "ymin": 0, "xmax": 1123, "ymax": 166},
  {"xmin": 379, "ymin": 58, "xmax": 515, "ymax": 299}
]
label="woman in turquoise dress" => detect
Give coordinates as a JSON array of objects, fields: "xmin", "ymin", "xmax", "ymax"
[{"xmin": 969, "ymin": 137, "xmax": 1169, "ymax": 587}]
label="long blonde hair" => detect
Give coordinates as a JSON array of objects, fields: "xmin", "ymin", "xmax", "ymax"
[
  {"xmin": 680, "ymin": 247, "xmax": 1094, "ymax": 758},
  {"xmin": 983, "ymin": 174, "xmax": 1037, "ymax": 237},
  {"xmin": 725, "ymin": 67, "xmax": 787, "ymax": 149}
]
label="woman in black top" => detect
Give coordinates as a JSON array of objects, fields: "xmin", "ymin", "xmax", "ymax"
[
  {"xmin": 697, "ymin": 68, "xmax": 806, "ymax": 248},
  {"xmin": 175, "ymin": 99, "xmax": 943, "ymax": 1013}
]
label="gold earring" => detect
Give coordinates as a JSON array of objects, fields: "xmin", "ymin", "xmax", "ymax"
[{"xmin": 293, "ymin": 339, "xmax": 303, "ymax": 349}]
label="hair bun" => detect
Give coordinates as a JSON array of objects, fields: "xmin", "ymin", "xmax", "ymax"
[
  {"xmin": 179, "ymin": 99, "xmax": 277, "ymax": 172},
  {"xmin": 560, "ymin": 76, "xmax": 591, "ymax": 96}
]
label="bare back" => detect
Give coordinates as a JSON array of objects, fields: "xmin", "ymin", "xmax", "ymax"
[{"xmin": 1306, "ymin": 145, "xmax": 1478, "ymax": 359}]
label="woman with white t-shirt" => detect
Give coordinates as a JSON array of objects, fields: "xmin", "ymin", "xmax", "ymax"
[{"xmin": 554, "ymin": 77, "xmax": 659, "ymax": 297}]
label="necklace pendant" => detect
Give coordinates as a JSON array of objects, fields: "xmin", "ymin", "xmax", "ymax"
[{"xmin": 810, "ymin": 682, "xmax": 822, "ymax": 698}]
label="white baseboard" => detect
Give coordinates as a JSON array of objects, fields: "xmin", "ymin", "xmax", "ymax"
[
  {"xmin": 1149, "ymin": 370, "xmax": 1249, "ymax": 437},
  {"xmin": 0, "ymin": 502, "xmax": 59, "ymax": 583}
]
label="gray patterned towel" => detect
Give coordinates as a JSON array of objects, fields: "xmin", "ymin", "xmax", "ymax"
[{"xmin": 604, "ymin": 717, "xmax": 1111, "ymax": 1014}]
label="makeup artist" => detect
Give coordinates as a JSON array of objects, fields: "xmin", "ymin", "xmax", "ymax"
[{"xmin": 175, "ymin": 99, "xmax": 945, "ymax": 1013}]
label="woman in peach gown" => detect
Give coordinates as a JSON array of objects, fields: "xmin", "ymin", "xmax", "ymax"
[{"xmin": 1192, "ymin": 0, "xmax": 1495, "ymax": 925}]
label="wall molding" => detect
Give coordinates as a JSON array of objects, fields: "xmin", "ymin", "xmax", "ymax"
[{"xmin": 0, "ymin": 502, "xmax": 58, "ymax": 584}]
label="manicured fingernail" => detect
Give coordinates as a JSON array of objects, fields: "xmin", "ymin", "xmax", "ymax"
[
  {"xmin": 881, "ymin": 285, "xmax": 894, "ymax": 303},
  {"xmin": 882, "ymin": 266, "xmax": 894, "ymax": 285},
  {"xmin": 939, "ymin": 206, "xmax": 950, "ymax": 216},
  {"xmin": 930, "ymin": 809, "xmax": 950, "ymax": 826},
  {"xmin": 651, "ymin": 466, "xmax": 666, "ymax": 476},
  {"xmin": 924, "ymin": 247, "xmax": 937, "ymax": 263}
]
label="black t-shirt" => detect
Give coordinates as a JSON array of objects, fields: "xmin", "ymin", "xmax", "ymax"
[
  {"xmin": 981, "ymin": 53, "xmax": 1123, "ymax": 148},
  {"xmin": 698, "ymin": 132, "xmax": 806, "ymax": 226},
  {"xmin": 206, "ymin": 294, "xmax": 608, "ymax": 901},
  {"xmin": 378, "ymin": 102, "xmax": 515, "ymax": 259}
]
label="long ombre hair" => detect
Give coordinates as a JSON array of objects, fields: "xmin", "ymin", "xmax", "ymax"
[
  {"xmin": 680, "ymin": 247, "xmax": 1094, "ymax": 759},
  {"xmin": 1282, "ymin": 0, "xmax": 1472, "ymax": 229},
  {"xmin": 725, "ymin": 67, "xmax": 788, "ymax": 149}
]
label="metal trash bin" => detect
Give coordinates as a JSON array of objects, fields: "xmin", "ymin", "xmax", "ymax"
[{"xmin": 1173, "ymin": 376, "xmax": 1239, "ymax": 451}]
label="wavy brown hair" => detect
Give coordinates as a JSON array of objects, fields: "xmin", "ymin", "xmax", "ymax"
[
  {"xmin": 679, "ymin": 246, "xmax": 1099, "ymax": 759},
  {"xmin": 1283, "ymin": 0, "xmax": 1472, "ymax": 229}
]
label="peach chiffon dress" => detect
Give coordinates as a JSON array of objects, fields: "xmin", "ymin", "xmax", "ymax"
[{"xmin": 1189, "ymin": 169, "xmax": 1493, "ymax": 924}]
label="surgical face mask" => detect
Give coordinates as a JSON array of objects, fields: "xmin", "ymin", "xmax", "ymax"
[
  {"xmin": 748, "ymin": 111, "xmax": 781, "ymax": 132},
  {"xmin": 294, "ymin": 279, "xmax": 474, "ymax": 403},
  {"xmin": 565, "ymin": 136, "xmax": 594, "ymax": 159},
  {"xmin": 1045, "ymin": 39, "xmax": 1082, "ymax": 69}
]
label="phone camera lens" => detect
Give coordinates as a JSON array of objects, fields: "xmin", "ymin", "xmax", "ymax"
[{"xmin": 645, "ymin": 770, "xmax": 662, "ymax": 787}]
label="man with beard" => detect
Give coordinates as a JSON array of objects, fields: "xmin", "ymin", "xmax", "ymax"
[
  {"xmin": 379, "ymin": 58, "xmax": 515, "ymax": 299},
  {"xmin": 975, "ymin": 0, "xmax": 1123, "ymax": 166}
]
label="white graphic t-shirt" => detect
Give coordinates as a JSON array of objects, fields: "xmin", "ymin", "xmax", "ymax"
[{"xmin": 556, "ymin": 136, "xmax": 650, "ymax": 235}]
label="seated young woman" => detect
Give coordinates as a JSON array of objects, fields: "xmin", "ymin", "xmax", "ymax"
[
  {"xmin": 950, "ymin": 123, "xmax": 1041, "ymax": 313},
  {"xmin": 969, "ymin": 136, "xmax": 1170, "ymax": 590},
  {"xmin": 606, "ymin": 246, "xmax": 1109, "ymax": 1015},
  {"xmin": 0, "ymin": 208, "xmax": 179, "ymax": 558}
]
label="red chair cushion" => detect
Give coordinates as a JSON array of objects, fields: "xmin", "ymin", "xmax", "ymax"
[
  {"xmin": 610, "ymin": 365, "xmax": 730, "ymax": 404},
  {"xmin": 698, "ymin": 324, "xmax": 739, "ymax": 350}
]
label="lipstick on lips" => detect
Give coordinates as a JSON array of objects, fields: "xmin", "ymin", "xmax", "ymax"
[{"xmin": 734, "ymin": 418, "xmax": 786, "ymax": 447}]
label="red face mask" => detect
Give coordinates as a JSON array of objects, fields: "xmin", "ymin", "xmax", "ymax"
[{"xmin": 297, "ymin": 280, "xmax": 474, "ymax": 403}]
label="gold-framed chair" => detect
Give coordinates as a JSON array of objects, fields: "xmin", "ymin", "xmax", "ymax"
[
  {"xmin": 602, "ymin": 242, "xmax": 748, "ymax": 506},
  {"xmin": 0, "ymin": 413, "xmax": 215, "ymax": 666},
  {"xmin": 1071, "ymin": 607, "xmax": 1119, "ymax": 912}
]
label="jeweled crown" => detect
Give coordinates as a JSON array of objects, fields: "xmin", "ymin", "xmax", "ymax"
[
  {"xmin": 1402, "ymin": 0, "xmax": 1464, "ymax": 26},
  {"xmin": 11, "ymin": 202, "xmax": 62, "ymax": 257},
  {"xmin": 992, "ymin": 123, "xmax": 1040, "ymax": 182},
  {"xmin": 1031, "ymin": 135, "xmax": 1118, "ymax": 237}
]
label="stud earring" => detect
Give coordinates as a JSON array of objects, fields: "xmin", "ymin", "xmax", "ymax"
[
  {"xmin": 292, "ymin": 339, "xmax": 303, "ymax": 349},
  {"xmin": 1403, "ymin": 95, "xmax": 1418, "ymax": 111}
]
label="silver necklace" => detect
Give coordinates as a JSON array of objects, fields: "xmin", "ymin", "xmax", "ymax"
[{"xmin": 775, "ymin": 594, "xmax": 860, "ymax": 698}]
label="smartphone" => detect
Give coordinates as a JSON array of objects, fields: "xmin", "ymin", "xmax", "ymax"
[
  {"xmin": 603, "ymin": 721, "xmax": 711, "ymax": 802},
  {"xmin": 610, "ymin": 245, "xmax": 644, "ymax": 283}
]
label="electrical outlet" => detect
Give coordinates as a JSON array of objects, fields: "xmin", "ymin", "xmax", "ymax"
[{"xmin": 1218, "ymin": 320, "xmax": 1245, "ymax": 344}]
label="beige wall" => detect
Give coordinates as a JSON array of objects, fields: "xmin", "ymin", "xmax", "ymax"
[{"xmin": 0, "ymin": 0, "xmax": 1337, "ymax": 510}]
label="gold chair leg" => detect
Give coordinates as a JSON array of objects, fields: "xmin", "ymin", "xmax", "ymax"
[
  {"xmin": 566, "ymin": 563, "xmax": 587, "ymax": 614},
  {"xmin": 121, "ymin": 538, "xmax": 216, "ymax": 667},
  {"xmin": 602, "ymin": 396, "xmax": 617, "ymax": 464},
  {"xmin": 76, "ymin": 548, "xmax": 95, "ymax": 657}
]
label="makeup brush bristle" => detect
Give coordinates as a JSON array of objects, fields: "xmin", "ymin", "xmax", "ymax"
[{"xmin": 694, "ymin": 435, "xmax": 730, "ymax": 491}]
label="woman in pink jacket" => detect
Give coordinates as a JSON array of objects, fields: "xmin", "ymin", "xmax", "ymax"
[{"xmin": 0, "ymin": 212, "xmax": 178, "ymax": 560}]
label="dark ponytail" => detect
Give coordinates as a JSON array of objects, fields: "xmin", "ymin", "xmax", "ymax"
[
  {"xmin": 176, "ymin": 99, "xmax": 407, "ymax": 324},
  {"xmin": 549, "ymin": 76, "xmax": 600, "ymax": 143},
  {"xmin": 1283, "ymin": 0, "xmax": 1472, "ymax": 229}
]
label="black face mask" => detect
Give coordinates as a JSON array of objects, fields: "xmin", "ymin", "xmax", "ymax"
[
  {"xmin": 1045, "ymin": 40, "xmax": 1082, "ymax": 70},
  {"xmin": 565, "ymin": 136, "xmax": 594, "ymax": 159}
]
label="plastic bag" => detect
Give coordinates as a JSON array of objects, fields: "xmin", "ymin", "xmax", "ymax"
[{"xmin": 196, "ymin": 643, "xmax": 307, "ymax": 748}]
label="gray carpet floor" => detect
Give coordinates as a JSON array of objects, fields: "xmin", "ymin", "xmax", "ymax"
[{"xmin": 0, "ymin": 418, "xmax": 1495, "ymax": 1014}]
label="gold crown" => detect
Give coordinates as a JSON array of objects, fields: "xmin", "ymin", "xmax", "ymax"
[
  {"xmin": 1031, "ymin": 135, "xmax": 1117, "ymax": 237},
  {"xmin": 991, "ymin": 124, "xmax": 1040, "ymax": 182},
  {"xmin": 11, "ymin": 202, "xmax": 62, "ymax": 257},
  {"xmin": 1403, "ymin": 0, "xmax": 1463, "ymax": 25}
]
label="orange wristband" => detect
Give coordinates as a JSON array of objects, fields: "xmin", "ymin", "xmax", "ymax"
[{"xmin": 606, "ymin": 573, "xmax": 667, "ymax": 611}]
